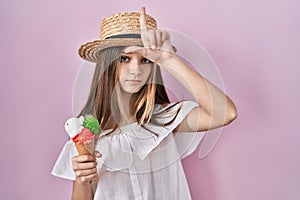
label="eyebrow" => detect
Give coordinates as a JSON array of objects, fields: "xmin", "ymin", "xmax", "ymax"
[{"xmin": 121, "ymin": 52, "xmax": 134, "ymax": 55}]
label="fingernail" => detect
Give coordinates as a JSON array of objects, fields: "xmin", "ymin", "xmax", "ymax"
[{"xmin": 95, "ymin": 152, "xmax": 102, "ymax": 157}]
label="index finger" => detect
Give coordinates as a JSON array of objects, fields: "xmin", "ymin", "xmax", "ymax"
[
  {"xmin": 72, "ymin": 155, "xmax": 95, "ymax": 163},
  {"xmin": 140, "ymin": 7, "xmax": 147, "ymax": 32}
]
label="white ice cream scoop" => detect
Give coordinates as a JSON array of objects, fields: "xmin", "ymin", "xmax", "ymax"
[{"xmin": 64, "ymin": 116, "xmax": 84, "ymax": 138}]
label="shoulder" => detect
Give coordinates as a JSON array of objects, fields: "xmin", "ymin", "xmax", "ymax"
[
  {"xmin": 153, "ymin": 101, "xmax": 197, "ymax": 114},
  {"xmin": 151, "ymin": 101, "xmax": 198, "ymax": 127}
]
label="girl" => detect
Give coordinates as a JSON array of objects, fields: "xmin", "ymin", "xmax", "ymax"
[{"xmin": 52, "ymin": 7, "xmax": 237, "ymax": 200}]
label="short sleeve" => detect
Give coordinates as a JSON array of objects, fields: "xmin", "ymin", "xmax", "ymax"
[
  {"xmin": 152, "ymin": 100, "xmax": 206, "ymax": 159},
  {"xmin": 152, "ymin": 100, "xmax": 199, "ymax": 129},
  {"xmin": 51, "ymin": 140, "xmax": 77, "ymax": 180}
]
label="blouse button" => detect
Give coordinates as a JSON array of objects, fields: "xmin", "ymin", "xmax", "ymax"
[{"xmin": 132, "ymin": 179, "xmax": 138, "ymax": 185}]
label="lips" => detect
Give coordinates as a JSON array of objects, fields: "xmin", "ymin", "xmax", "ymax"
[{"xmin": 126, "ymin": 80, "xmax": 142, "ymax": 83}]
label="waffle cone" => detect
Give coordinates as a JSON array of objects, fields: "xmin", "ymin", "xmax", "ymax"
[
  {"xmin": 74, "ymin": 141, "xmax": 92, "ymax": 155},
  {"xmin": 84, "ymin": 140, "xmax": 95, "ymax": 155}
]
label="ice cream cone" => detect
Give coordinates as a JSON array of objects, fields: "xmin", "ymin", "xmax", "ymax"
[
  {"xmin": 83, "ymin": 140, "xmax": 95, "ymax": 155},
  {"xmin": 74, "ymin": 141, "xmax": 91, "ymax": 155},
  {"xmin": 72, "ymin": 128, "xmax": 96, "ymax": 155},
  {"xmin": 65, "ymin": 116, "xmax": 99, "ymax": 155}
]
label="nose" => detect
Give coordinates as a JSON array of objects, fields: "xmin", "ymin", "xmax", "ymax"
[{"xmin": 129, "ymin": 58, "xmax": 142, "ymax": 75}]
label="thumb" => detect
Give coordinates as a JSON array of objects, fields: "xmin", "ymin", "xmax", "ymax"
[{"xmin": 94, "ymin": 151, "xmax": 102, "ymax": 158}]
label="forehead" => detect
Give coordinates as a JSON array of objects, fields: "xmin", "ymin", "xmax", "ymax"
[{"xmin": 122, "ymin": 46, "xmax": 144, "ymax": 55}]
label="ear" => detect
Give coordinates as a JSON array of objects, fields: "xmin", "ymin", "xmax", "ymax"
[{"xmin": 79, "ymin": 116, "xmax": 84, "ymax": 124}]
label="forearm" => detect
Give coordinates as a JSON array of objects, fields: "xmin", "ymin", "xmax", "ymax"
[
  {"xmin": 160, "ymin": 55, "xmax": 237, "ymax": 124},
  {"xmin": 71, "ymin": 154, "xmax": 101, "ymax": 200},
  {"xmin": 72, "ymin": 180, "xmax": 94, "ymax": 200}
]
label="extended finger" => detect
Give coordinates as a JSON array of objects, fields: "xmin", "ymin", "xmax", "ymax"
[
  {"xmin": 140, "ymin": 7, "xmax": 147, "ymax": 32},
  {"xmin": 140, "ymin": 7, "xmax": 150, "ymax": 47}
]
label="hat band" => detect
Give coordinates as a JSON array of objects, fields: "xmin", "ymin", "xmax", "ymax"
[{"xmin": 105, "ymin": 34, "xmax": 141, "ymax": 39}]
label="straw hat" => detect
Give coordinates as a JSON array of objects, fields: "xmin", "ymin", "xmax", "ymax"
[{"xmin": 78, "ymin": 11, "xmax": 158, "ymax": 62}]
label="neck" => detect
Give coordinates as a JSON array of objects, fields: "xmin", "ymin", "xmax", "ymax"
[{"xmin": 119, "ymin": 91, "xmax": 138, "ymax": 125}]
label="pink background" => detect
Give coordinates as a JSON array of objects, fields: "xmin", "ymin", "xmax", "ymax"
[{"xmin": 1, "ymin": 0, "xmax": 299, "ymax": 199}]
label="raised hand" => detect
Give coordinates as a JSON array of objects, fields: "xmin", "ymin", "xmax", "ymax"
[{"xmin": 124, "ymin": 7, "xmax": 175, "ymax": 66}]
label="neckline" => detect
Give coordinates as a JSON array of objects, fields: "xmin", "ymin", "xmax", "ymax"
[
  {"xmin": 99, "ymin": 103, "xmax": 170, "ymax": 136},
  {"xmin": 100, "ymin": 122, "xmax": 138, "ymax": 135}
]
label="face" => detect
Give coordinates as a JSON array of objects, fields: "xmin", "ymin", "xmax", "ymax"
[{"xmin": 116, "ymin": 49, "xmax": 153, "ymax": 94}]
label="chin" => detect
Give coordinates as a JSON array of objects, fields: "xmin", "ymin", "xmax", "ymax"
[{"xmin": 121, "ymin": 87, "xmax": 142, "ymax": 94}]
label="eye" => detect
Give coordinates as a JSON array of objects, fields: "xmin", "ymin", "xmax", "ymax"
[
  {"xmin": 141, "ymin": 57, "xmax": 152, "ymax": 64},
  {"xmin": 120, "ymin": 56, "xmax": 130, "ymax": 63}
]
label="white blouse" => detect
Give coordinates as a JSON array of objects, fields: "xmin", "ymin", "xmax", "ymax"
[{"xmin": 52, "ymin": 101, "xmax": 205, "ymax": 200}]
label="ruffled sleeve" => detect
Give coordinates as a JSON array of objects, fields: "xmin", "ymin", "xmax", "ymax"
[
  {"xmin": 144, "ymin": 100, "xmax": 205, "ymax": 159},
  {"xmin": 51, "ymin": 140, "xmax": 77, "ymax": 180},
  {"xmin": 171, "ymin": 101, "xmax": 206, "ymax": 159}
]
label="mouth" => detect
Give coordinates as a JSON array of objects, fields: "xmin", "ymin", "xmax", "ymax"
[{"xmin": 126, "ymin": 80, "xmax": 142, "ymax": 83}]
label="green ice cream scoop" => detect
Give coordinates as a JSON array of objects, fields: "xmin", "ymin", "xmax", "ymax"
[{"xmin": 83, "ymin": 116, "xmax": 100, "ymax": 135}]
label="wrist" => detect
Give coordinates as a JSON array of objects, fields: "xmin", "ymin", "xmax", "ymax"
[
  {"xmin": 72, "ymin": 180, "xmax": 94, "ymax": 200},
  {"xmin": 158, "ymin": 54, "xmax": 181, "ymax": 69},
  {"xmin": 158, "ymin": 53, "xmax": 178, "ymax": 67},
  {"xmin": 75, "ymin": 177, "xmax": 93, "ymax": 186}
]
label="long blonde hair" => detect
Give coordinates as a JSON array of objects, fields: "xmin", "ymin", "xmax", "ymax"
[{"xmin": 79, "ymin": 47, "xmax": 173, "ymax": 132}]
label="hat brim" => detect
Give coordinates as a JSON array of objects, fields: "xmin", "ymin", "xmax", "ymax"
[
  {"xmin": 78, "ymin": 38, "xmax": 177, "ymax": 63},
  {"xmin": 78, "ymin": 38, "xmax": 144, "ymax": 62}
]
